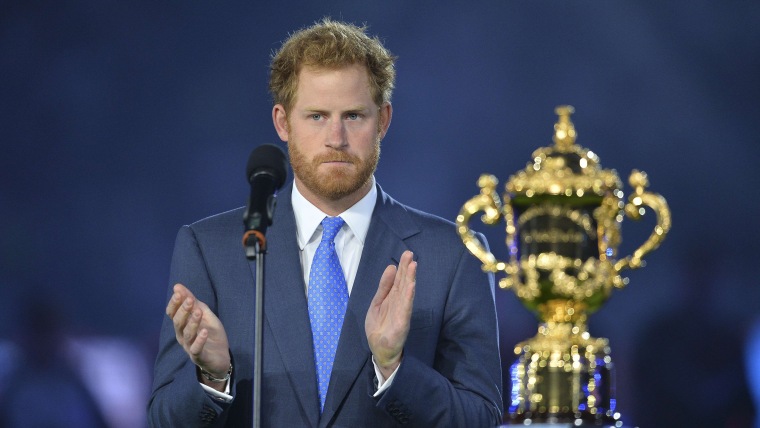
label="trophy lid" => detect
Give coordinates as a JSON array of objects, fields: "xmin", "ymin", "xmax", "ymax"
[{"xmin": 506, "ymin": 106, "xmax": 622, "ymax": 204}]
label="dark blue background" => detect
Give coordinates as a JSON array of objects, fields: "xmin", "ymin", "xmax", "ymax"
[{"xmin": 2, "ymin": 1, "xmax": 759, "ymax": 426}]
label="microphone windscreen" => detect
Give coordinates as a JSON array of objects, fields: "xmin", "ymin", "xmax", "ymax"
[{"xmin": 246, "ymin": 144, "xmax": 287, "ymax": 189}]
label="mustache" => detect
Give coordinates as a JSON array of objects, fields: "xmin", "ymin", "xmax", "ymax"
[{"xmin": 312, "ymin": 151, "xmax": 359, "ymax": 164}]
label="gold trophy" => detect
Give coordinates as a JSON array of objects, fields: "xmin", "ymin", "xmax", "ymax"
[{"xmin": 457, "ymin": 106, "xmax": 671, "ymax": 426}]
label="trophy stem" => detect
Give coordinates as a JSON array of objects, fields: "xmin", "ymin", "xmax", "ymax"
[{"xmin": 506, "ymin": 300, "xmax": 621, "ymax": 426}]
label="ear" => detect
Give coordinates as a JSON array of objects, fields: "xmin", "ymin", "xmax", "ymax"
[
  {"xmin": 378, "ymin": 102, "xmax": 393, "ymax": 140},
  {"xmin": 272, "ymin": 104, "xmax": 289, "ymax": 141}
]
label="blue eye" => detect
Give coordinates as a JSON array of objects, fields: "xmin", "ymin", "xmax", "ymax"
[
  {"xmin": 310, "ymin": 113, "xmax": 322, "ymax": 120},
  {"xmin": 346, "ymin": 113, "xmax": 360, "ymax": 120}
]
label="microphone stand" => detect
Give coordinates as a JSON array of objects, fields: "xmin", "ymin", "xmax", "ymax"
[
  {"xmin": 242, "ymin": 144, "xmax": 286, "ymax": 428},
  {"xmin": 244, "ymin": 231, "xmax": 267, "ymax": 428}
]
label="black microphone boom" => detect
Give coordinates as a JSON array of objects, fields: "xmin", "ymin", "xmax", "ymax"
[{"xmin": 243, "ymin": 144, "xmax": 287, "ymax": 250}]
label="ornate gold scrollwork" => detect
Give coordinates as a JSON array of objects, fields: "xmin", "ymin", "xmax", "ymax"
[
  {"xmin": 613, "ymin": 169, "xmax": 672, "ymax": 273},
  {"xmin": 456, "ymin": 174, "xmax": 503, "ymax": 273}
]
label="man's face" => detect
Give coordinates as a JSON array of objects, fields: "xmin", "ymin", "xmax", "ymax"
[{"xmin": 273, "ymin": 64, "xmax": 391, "ymax": 203}]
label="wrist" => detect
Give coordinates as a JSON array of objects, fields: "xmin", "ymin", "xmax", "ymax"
[
  {"xmin": 375, "ymin": 356, "xmax": 401, "ymax": 378},
  {"xmin": 198, "ymin": 363, "xmax": 233, "ymax": 383}
]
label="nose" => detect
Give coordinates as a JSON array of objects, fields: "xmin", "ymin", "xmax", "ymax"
[{"xmin": 326, "ymin": 117, "xmax": 347, "ymax": 148}]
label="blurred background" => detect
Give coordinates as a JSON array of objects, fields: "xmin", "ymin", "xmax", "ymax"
[{"xmin": 2, "ymin": 1, "xmax": 759, "ymax": 427}]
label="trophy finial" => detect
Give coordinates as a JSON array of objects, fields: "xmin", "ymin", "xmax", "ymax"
[{"xmin": 553, "ymin": 105, "xmax": 577, "ymax": 149}]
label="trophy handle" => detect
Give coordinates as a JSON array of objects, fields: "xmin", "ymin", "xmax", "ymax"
[
  {"xmin": 614, "ymin": 170, "xmax": 672, "ymax": 272},
  {"xmin": 456, "ymin": 174, "xmax": 504, "ymax": 273}
]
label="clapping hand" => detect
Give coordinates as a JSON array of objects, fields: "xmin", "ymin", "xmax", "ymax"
[
  {"xmin": 166, "ymin": 283, "xmax": 231, "ymax": 389},
  {"xmin": 365, "ymin": 250, "xmax": 417, "ymax": 379}
]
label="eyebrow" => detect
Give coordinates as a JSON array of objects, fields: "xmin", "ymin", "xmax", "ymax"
[{"xmin": 302, "ymin": 105, "xmax": 370, "ymax": 113}]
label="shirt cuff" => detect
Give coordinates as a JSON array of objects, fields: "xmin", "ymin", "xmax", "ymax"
[
  {"xmin": 200, "ymin": 379, "xmax": 233, "ymax": 403},
  {"xmin": 372, "ymin": 356, "xmax": 400, "ymax": 397}
]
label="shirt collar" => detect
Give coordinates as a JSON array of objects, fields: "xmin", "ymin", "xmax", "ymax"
[{"xmin": 291, "ymin": 176, "xmax": 377, "ymax": 250}]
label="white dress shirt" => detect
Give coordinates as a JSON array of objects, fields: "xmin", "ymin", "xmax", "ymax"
[{"xmin": 292, "ymin": 177, "xmax": 376, "ymax": 295}]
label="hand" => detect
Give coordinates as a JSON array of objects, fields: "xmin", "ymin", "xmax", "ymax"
[
  {"xmin": 365, "ymin": 250, "xmax": 417, "ymax": 379},
  {"xmin": 166, "ymin": 283, "xmax": 230, "ymax": 388}
]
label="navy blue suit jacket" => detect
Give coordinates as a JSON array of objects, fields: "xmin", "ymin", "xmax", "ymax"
[{"xmin": 149, "ymin": 183, "xmax": 503, "ymax": 427}]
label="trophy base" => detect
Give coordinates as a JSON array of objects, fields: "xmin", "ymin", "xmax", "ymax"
[
  {"xmin": 503, "ymin": 412, "xmax": 622, "ymax": 427},
  {"xmin": 499, "ymin": 424, "xmax": 633, "ymax": 428},
  {"xmin": 507, "ymin": 321, "xmax": 620, "ymax": 427}
]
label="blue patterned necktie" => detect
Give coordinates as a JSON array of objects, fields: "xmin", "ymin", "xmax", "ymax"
[{"xmin": 307, "ymin": 216, "xmax": 349, "ymax": 412}]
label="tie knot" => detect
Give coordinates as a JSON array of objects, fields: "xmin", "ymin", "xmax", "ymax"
[{"xmin": 320, "ymin": 216, "xmax": 344, "ymax": 243}]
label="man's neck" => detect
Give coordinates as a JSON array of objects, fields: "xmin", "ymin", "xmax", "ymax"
[{"xmin": 294, "ymin": 178, "xmax": 373, "ymax": 217}]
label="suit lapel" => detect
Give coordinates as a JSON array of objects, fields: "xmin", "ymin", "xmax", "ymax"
[{"xmin": 320, "ymin": 184, "xmax": 420, "ymax": 426}]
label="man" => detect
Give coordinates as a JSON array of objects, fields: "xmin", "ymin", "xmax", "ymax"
[{"xmin": 148, "ymin": 18, "xmax": 502, "ymax": 427}]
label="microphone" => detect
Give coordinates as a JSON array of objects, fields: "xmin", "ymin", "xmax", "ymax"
[{"xmin": 243, "ymin": 144, "xmax": 287, "ymax": 245}]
